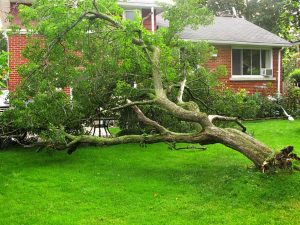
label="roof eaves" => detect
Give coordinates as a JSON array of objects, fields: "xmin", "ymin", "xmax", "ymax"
[
  {"xmin": 181, "ymin": 38, "xmax": 292, "ymax": 47},
  {"xmin": 118, "ymin": 2, "xmax": 163, "ymax": 9}
]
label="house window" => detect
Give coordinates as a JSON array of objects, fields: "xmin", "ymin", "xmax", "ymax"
[
  {"xmin": 123, "ymin": 10, "xmax": 141, "ymax": 21},
  {"xmin": 232, "ymin": 48, "xmax": 272, "ymax": 76}
]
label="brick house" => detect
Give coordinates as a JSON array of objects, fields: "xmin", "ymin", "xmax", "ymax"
[
  {"xmin": 0, "ymin": 0, "xmax": 291, "ymax": 102},
  {"xmin": 157, "ymin": 15, "xmax": 291, "ymax": 95}
]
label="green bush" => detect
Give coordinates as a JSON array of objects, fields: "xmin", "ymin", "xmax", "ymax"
[
  {"xmin": 282, "ymin": 80, "xmax": 300, "ymax": 116},
  {"xmin": 289, "ymin": 69, "xmax": 300, "ymax": 86},
  {"xmin": 211, "ymin": 89, "xmax": 282, "ymax": 119},
  {"xmin": 118, "ymin": 89, "xmax": 287, "ymax": 135}
]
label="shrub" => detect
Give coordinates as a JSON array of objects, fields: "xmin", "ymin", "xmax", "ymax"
[
  {"xmin": 118, "ymin": 88, "xmax": 287, "ymax": 135},
  {"xmin": 282, "ymin": 80, "xmax": 300, "ymax": 116},
  {"xmin": 289, "ymin": 69, "xmax": 300, "ymax": 87},
  {"xmin": 212, "ymin": 89, "xmax": 281, "ymax": 119}
]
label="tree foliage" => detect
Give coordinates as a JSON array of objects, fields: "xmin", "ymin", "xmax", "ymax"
[
  {"xmin": 245, "ymin": 0, "xmax": 284, "ymax": 34},
  {"xmin": 207, "ymin": 0, "xmax": 299, "ymax": 37},
  {"xmin": 0, "ymin": 33, "xmax": 8, "ymax": 89},
  {"xmin": 0, "ymin": 0, "xmax": 298, "ymax": 171},
  {"xmin": 278, "ymin": 0, "xmax": 300, "ymax": 41},
  {"xmin": 0, "ymin": 0, "xmax": 217, "ymax": 136}
]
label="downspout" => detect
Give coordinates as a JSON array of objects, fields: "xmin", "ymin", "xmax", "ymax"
[
  {"xmin": 151, "ymin": 7, "xmax": 155, "ymax": 33},
  {"xmin": 277, "ymin": 48, "xmax": 283, "ymax": 98}
]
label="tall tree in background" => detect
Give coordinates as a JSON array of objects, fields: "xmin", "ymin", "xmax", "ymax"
[
  {"xmin": 206, "ymin": 0, "xmax": 246, "ymax": 16},
  {"xmin": 245, "ymin": 0, "xmax": 284, "ymax": 34},
  {"xmin": 207, "ymin": 0, "xmax": 294, "ymax": 35},
  {"xmin": 278, "ymin": 0, "xmax": 300, "ymax": 41}
]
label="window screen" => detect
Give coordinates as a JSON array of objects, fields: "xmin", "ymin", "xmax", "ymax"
[{"xmin": 232, "ymin": 48, "xmax": 272, "ymax": 76}]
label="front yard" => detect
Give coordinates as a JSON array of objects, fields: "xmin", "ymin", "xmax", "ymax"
[{"xmin": 0, "ymin": 120, "xmax": 300, "ymax": 225}]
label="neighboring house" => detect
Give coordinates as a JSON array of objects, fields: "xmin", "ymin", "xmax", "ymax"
[
  {"xmin": 0, "ymin": 0, "xmax": 291, "ymax": 97},
  {"xmin": 157, "ymin": 15, "xmax": 291, "ymax": 95}
]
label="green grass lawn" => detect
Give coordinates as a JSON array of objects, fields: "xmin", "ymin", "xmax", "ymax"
[{"xmin": 0, "ymin": 120, "xmax": 300, "ymax": 225}]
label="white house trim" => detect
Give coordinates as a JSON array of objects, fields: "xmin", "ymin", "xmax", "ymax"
[
  {"xmin": 277, "ymin": 48, "xmax": 283, "ymax": 97},
  {"xmin": 182, "ymin": 39, "xmax": 292, "ymax": 47},
  {"xmin": 151, "ymin": 6, "xmax": 155, "ymax": 33}
]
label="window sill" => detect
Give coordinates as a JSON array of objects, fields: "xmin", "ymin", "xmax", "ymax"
[{"xmin": 230, "ymin": 76, "xmax": 276, "ymax": 81}]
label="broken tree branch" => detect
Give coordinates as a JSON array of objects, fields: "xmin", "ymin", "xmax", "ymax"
[
  {"xmin": 130, "ymin": 103, "xmax": 171, "ymax": 134},
  {"xmin": 167, "ymin": 142, "xmax": 207, "ymax": 151},
  {"xmin": 111, "ymin": 99, "xmax": 156, "ymax": 111},
  {"xmin": 208, "ymin": 115, "xmax": 247, "ymax": 132},
  {"xmin": 177, "ymin": 76, "xmax": 187, "ymax": 103}
]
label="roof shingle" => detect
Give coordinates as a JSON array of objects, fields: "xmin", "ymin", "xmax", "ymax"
[{"xmin": 157, "ymin": 16, "xmax": 291, "ymax": 47}]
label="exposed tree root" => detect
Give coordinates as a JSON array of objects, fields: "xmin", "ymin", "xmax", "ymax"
[{"xmin": 262, "ymin": 146, "xmax": 300, "ymax": 172}]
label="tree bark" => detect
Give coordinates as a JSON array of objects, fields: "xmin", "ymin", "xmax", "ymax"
[{"xmin": 205, "ymin": 127, "xmax": 273, "ymax": 167}]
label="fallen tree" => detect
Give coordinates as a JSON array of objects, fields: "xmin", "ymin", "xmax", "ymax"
[{"xmin": 2, "ymin": 0, "xmax": 298, "ymax": 171}]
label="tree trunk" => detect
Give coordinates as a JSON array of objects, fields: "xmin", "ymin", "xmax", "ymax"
[
  {"xmin": 63, "ymin": 125, "xmax": 274, "ymax": 169},
  {"xmin": 205, "ymin": 126, "xmax": 273, "ymax": 167}
]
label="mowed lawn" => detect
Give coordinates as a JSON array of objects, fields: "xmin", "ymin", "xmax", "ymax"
[{"xmin": 0, "ymin": 120, "xmax": 300, "ymax": 225}]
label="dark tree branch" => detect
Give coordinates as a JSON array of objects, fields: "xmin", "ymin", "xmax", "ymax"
[
  {"xmin": 167, "ymin": 142, "xmax": 207, "ymax": 151},
  {"xmin": 177, "ymin": 76, "xmax": 187, "ymax": 103},
  {"xmin": 130, "ymin": 103, "xmax": 171, "ymax": 134},
  {"xmin": 111, "ymin": 99, "xmax": 156, "ymax": 111},
  {"xmin": 208, "ymin": 115, "xmax": 247, "ymax": 133},
  {"xmin": 64, "ymin": 130, "xmax": 213, "ymax": 148},
  {"xmin": 86, "ymin": 11, "xmax": 121, "ymax": 28},
  {"xmin": 151, "ymin": 47, "xmax": 213, "ymax": 128},
  {"xmin": 183, "ymin": 85, "xmax": 218, "ymax": 113},
  {"xmin": 92, "ymin": 0, "xmax": 100, "ymax": 12},
  {"xmin": 47, "ymin": 12, "xmax": 90, "ymax": 55}
]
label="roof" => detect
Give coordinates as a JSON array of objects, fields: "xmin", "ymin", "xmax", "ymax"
[
  {"xmin": 118, "ymin": 0, "xmax": 173, "ymax": 9},
  {"xmin": 157, "ymin": 15, "xmax": 291, "ymax": 47}
]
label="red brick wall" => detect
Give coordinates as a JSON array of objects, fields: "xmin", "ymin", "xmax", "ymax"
[
  {"xmin": 8, "ymin": 35, "xmax": 27, "ymax": 92},
  {"xmin": 206, "ymin": 46, "xmax": 281, "ymax": 95},
  {"xmin": 142, "ymin": 9, "xmax": 156, "ymax": 32},
  {"xmin": 8, "ymin": 34, "xmax": 72, "ymax": 95}
]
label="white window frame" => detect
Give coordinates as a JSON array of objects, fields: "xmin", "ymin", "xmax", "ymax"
[
  {"xmin": 230, "ymin": 46, "xmax": 275, "ymax": 81},
  {"xmin": 123, "ymin": 9, "xmax": 142, "ymax": 20}
]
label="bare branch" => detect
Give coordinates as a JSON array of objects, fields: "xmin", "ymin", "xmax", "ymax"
[
  {"xmin": 167, "ymin": 142, "xmax": 207, "ymax": 151},
  {"xmin": 111, "ymin": 99, "xmax": 156, "ymax": 111},
  {"xmin": 151, "ymin": 48, "xmax": 213, "ymax": 128},
  {"xmin": 47, "ymin": 12, "xmax": 90, "ymax": 55},
  {"xmin": 64, "ymin": 130, "xmax": 213, "ymax": 150},
  {"xmin": 183, "ymin": 86, "xmax": 218, "ymax": 113},
  {"xmin": 92, "ymin": 0, "xmax": 100, "ymax": 12},
  {"xmin": 152, "ymin": 47, "xmax": 166, "ymax": 97},
  {"xmin": 177, "ymin": 76, "xmax": 187, "ymax": 103},
  {"xmin": 130, "ymin": 103, "xmax": 170, "ymax": 134},
  {"xmin": 86, "ymin": 11, "xmax": 121, "ymax": 28},
  {"xmin": 208, "ymin": 115, "xmax": 247, "ymax": 132}
]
